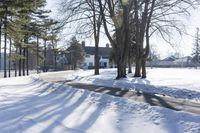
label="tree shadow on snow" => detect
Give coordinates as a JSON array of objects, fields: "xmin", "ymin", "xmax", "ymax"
[{"xmin": 0, "ymin": 78, "xmax": 109, "ymax": 133}]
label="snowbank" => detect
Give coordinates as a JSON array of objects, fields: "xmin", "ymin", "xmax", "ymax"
[
  {"xmin": 0, "ymin": 76, "xmax": 200, "ymax": 133},
  {"xmin": 64, "ymin": 68, "xmax": 200, "ymax": 101}
]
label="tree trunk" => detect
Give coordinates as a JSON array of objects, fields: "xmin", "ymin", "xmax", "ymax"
[
  {"xmin": 26, "ymin": 48, "xmax": 29, "ymax": 75},
  {"xmin": 115, "ymin": 5, "xmax": 129, "ymax": 79},
  {"xmin": 93, "ymin": 6, "xmax": 100, "ymax": 75},
  {"xmin": 54, "ymin": 51, "xmax": 57, "ymax": 71},
  {"xmin": 15, "ymin": 47, "xmax": 17, "ymax": 77},
  {"xmin": 43, "ymin": 39, "xmax": 47, "ymax": 72},
  {"xmin": 116, "ymin": 59, "xmax": 126, "ymax": 79},
  {"xmin": 141, "ymin": 0, "xmax": 156, "ymax": 78},
  {"xmin": 4, "ymin": 9, "xmax": 7, "ymax": 78},
  {"xmin": 134, "ymin": 58, "xmax": 142, "ymax": 77},
  {"xmin": 128, "ymin": 56, "xmax": 132, "ymax": 73},
  {"xmin": 22, "ymin": 48, "xmax": 26, "ymax": 76},
  {"xmin": 128, "ymin": 43, "xmax": 132, "ymax": 73},
  {"xmin": 94, "ymin": 45, "xmax": 100, "ymax": 75},
  {"xmin": 8, "ymin": 38, "xmax": 11, "ymax": 77},
  {"xmin": 19, "ymin": 46, "xmax": 22, "ymax": 76},
  {"xmin": 36, "ymin": 36, "xmax": 39, "ymax": 74},
  {"xmin": 3, "ymin": 41, "xmax": 7, "ymax": 77},
  {"xmin": 141, "ymin": 59, "xmax": 146, "ymax": 78},
  {"xmin": 134, "ymin": 0, "xmax": 141, "ymax": 78}
]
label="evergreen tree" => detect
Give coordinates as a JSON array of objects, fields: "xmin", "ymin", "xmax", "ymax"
[
  {"xmin": 67, "ymin": 37, "xmax": 85, "ymax": 70},
  {"xmin": 40, "ymin": 18, "xmax": 58, "ymax": 72},
  {"xmin": 0, "ymin": 0, "xmax": 60, "ymax": 77},
  {"xmin": 1, "ymin": 0, "xmax": 49, "ymax": 77},
  {"xmin": 192, "ymin": 28, "xmax": 200, "ymax": 67}
]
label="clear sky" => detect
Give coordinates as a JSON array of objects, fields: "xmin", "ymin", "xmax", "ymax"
[{"xmin": 46, "ymin": 0, "xmax": 200, "ymax": 59}]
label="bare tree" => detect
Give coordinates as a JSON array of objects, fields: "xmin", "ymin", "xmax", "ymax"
[
  {"xmin": 98, "ymin": 0, "xmax": 130, "ymax": 79},
  {"xmin": 59, "ymin": 0, "xmax": 200, "ymax": 79},
  {"xmin": 59, "ymin": 0, "xmax": 103, "ymax": 75},
  {"xmin": 133, "ymin": 0, "xmax": 199, "ymax": 78}
]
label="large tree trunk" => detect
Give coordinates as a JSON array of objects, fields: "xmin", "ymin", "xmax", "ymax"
[
  {"xmin": 94, "ymin": 44, "xmax": 100, "ymax": 75},
  {"xmin": 134, "ymin": 0, "xmax": 141, "ymax": 77},
  {"xmin": 134, "ymin": 58, "xmax": 141, "ymax": 77},
  {"xmin": 141, "ymin": 0, "xmax": 155, "ymax": 78},
  {"xmin": 134, "ymin": 0, "xmax": 150, "ymax": 78},
  {"xmin": 128, "ymin": 41, "xmax": 132, "ymax": 74},
  {"xmin": 128, "ymin": 56, "xmax": 132, "ymax": 73},
  {"xmin": 115, "ymin": 37, "xmax": 127, "ymax": 79},
  {"xmin": 115, "ymin": 40, "xmax": 126, "ymax": 79},
  {"xmin": 93, "ymin": 8, "xmax": 101, "ymax": 75},
  {"xmin": 116, "ymin": 57, "xmax": 127, "ymax": 79},
  {"xmin": 141, "ymin": 59, "xmax": 146, "ymax": 78},
  {"xmin": 116, "ymin": 5, "xmax": 129, "ymax": 79}
]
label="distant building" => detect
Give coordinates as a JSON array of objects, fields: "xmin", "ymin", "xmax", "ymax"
[
  {"xmin": 56, "ymin": 51, "xmax": 68, "ymax": 70},
  {"xmin": 45, "ymin": 48, "xmax": 68, "ymax": 71},
  {"xmin": 82, "ymin": 42, "xmax": 112, "ymax": 69},
  {"xmin": 153, "ymin": 56, "xmax": 193, "ymax": 67},
  {"xmin": 174, "ymin": 56, "xmax": 193, "ymax": 67},
  {"xmin": 157, "ymin": 56, "xmax": 176, "ymax": 67}
]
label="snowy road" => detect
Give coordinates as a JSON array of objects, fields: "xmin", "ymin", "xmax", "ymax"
[
  {"xmin": 38, "ymin": 68, "xmax": 200, "ymax": 101},
  {"xmin": 38, "ymin": 69, "xmax": 200, "ymax": 114},
  {"xmin": 55, "ymin": 82, "xmax": 200, "ymax": 114}
]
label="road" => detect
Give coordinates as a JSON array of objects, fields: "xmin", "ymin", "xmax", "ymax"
[{"xmin": 39, "ymin": 72, "xmax": 200, "ymax": 114}]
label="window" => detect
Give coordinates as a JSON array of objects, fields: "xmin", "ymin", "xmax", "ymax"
[
  {"xmin": 104, "ymin": 62, "xmax": 107, "ymax": 67},
  {"xmin": 86, "ymin": 54, "xmax": 90, "ymax": 58},
  {"xmin": 89, "ymin": 62, "xmax": 93, "ymax": 66}
]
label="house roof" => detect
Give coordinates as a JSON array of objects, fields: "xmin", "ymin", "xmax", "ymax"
[
  {"xmin": 174, "ymin": 56, "xmax": 192, "ymax": 63},
  {"xmin": 84, "ymin": 46, "xmax": 111, "ymax": 58},
  {"xmin": 161, "ymin": 56, "xmax": 192, "ymax": 62},
  {"xmin": 162, "ymin": 56, "xmax": 176, "ymax": 61}
]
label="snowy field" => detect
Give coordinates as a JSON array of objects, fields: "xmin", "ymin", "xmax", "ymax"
[
  {"xmin": 61, "ymin": 68, "xmax": 200, "ymax": 101},
  {"xmin": 0, "ymin": 76, "xmax": 200, "ymax": 133}
]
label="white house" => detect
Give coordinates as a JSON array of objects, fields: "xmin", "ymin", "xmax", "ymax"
[
  {"xmin": 82, "ymin": 54, "xmax": 110, "ymax": 69},
  {"xmin": 82, "ymin": 42, "xmax": 111, "ymax": 69}
]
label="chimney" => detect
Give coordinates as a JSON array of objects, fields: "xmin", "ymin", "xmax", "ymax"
[{"xmin": 82, "ymin": 41, "xmax": 85, "ymax": 48}]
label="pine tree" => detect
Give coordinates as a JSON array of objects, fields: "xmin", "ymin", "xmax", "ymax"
[
  {"xmin": 67, "ymin": 37, "xmax": 85, "ymax": 70},
  {"xmin": 192, "ymin": 28, "xmax": 200, "ymax": 68},
  {"xmin": 0, "ymin": 0, "xmax": 60, "ymax": 77},
  {"xmin": 41, "ymin": 19, "xmax": 58, "ymax": 72},
  {"xmin": 4, "ymin": 0, "xmax": 48, "ymax": 76}
]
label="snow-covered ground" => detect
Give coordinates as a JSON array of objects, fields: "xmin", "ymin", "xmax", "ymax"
[
  {"xmin": 62, "ymin": 68, "xmax": 200, "ymax": 101},
  {"xmin": 0, "ymin": 76, "xmax": 200, "ymax": 133}
]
